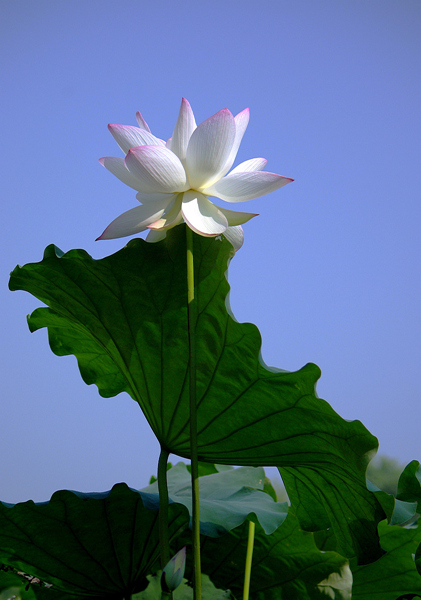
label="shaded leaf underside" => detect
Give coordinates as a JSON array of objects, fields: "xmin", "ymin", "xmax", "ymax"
[
  {"xmin": 184, "ymin": 513, "xmax": 349, "ymax": 600},
  {"xmin": 0, "ymin": 484, "xmax": 189, "ymax": 598}
]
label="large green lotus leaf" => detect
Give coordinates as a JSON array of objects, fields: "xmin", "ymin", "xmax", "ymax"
[
  {"xmin": 352, "ymin": 519, "xmax": 421, "ymax": 599},
  {"xmin": 180, "ymin": 512, "xmax": 349, "ymax": 600},
  {"xmin": 0, "ymin": 483, "xmax": 189, "ymax": 599},
  {"xmin": 9, "ymin": 225, "xmax": 384, "ymax": 562},
  {"xmin": 140, "ymin": 463, "xmax": 288, "ymax": 537}
]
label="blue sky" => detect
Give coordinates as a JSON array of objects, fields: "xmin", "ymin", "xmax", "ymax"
[{"xmin": 1, "ymin": 0, "xmax": 420, "ymax": 502}]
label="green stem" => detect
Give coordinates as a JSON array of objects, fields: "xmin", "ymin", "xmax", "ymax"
[
  {"xmin": 158, "ymin": 447, "xmax": 173, "ymax": 600},
  {"xmin": 186, "ymin": 226, "xmax": 201, "ymax": 600},
  {"xmin": 243, "ymin": 521, "xmax": 255, "ymax": 600},
  {"xmin": 158, "ymin": 445, "xmax": 171, "ymax": 569}
]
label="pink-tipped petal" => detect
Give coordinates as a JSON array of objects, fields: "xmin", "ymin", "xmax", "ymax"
[
  {"xmin": 230, "ymin": 158, "xmax": 267, "ymax": 174},
  {"xmin": 220, "ymin": 108, "xmax": 250, "ymax": 176},
  {"xmin": 217, "ymin": 205, "xmax": 258, "ymax": 226},
  {"xmin": 96, "ymin": 202, "xmax": 171, "ymax": 240},
  {"xmin": 170, "ymin": 98, "xmax": 197, "ymax": 164},
  {"xmin": 135, "ymin": 111, "xmax": 151, "ymax": 132},
  {"xmin": 108, "ymin": 124, "xmax": 165, "ymax": 154},
  {"xmin": 185, "ymin": 109, "xmax": 236, "ymax": 189},
  {"xmin": 181, "ymin": 191, "xmax": 228, "ymax": 236},
  {"xmin": 125, "ymin": 145, "xmax": 188, "ymax": 194},
  {"xmin": 223, "ymin": 226, "xmax": 244, "ymax": 251},
  {"xmin": 208, "ymin": 171, "xmax": 294, "ymax": 202},
  {"xmin": 99, "ymin": 157, "xmax": 144, "ymax": 191}
]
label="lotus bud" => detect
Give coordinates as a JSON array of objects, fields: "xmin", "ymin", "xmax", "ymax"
[{"xmin": 161, "ymin": 546, "xmax": 187, "ymax": 592}]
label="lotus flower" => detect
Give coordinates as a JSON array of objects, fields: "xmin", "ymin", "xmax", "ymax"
[{"xmin": 97, "ymin": 98, "xmax": 293, "ymax": 250}]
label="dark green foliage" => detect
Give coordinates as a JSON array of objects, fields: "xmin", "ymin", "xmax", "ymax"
[
  {"xmin": 352, "ymin": 520, "xmax": 421, "ymax": 600},
  {"xmin": 9, "ymin": 225, "xmax": 385, "ymax": 562},
  {"xmin": 398, "ymin": 461, "xmax": 421, "ymax": 506},
  {"xmin": 182, "ymin": 513, "xmax": 349, "ymax": 600},
  {"xmin": 0, "ymin": 484, "xmax": 189, "ymax": 599}
]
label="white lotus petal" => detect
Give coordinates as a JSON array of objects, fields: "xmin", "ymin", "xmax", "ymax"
[
  {"xmin": 125, "ymin": 145, "xmax": 188, "ymax": 194},
  {"xmin": 136, "ymin": 192, "xmax": 178, "ymax": 205},
  {"xmin": 217, "ymin": 205, "xmax": 258, "ymax": 226},
  {"xmin": 149, "ymin": 211, "xmax": 184, "ymax": 231},
  {"xmin": 181, "ymin": 191, "xmax": 228, "ymax": 236},
  {"xmin": 148, "ymin": 195, "xmax": 183, "ymax": 230},
  {"xmin": 185, "ymin": 109, "xmax": 236, "ymax": 189},
  {"xmin": 108, "ymin": 124, "xmax": 165, "ymax": 154},
  {"xmin": 96, "ymin": 200, "xmax": 172, "ymax": 240},
  {"xmin": 146, "ymin": 229, "xmax": 167, "ymax": 243},
  {"xmin": 100, "ymin": 101, "xmax": 294, "ymax": 242},
  {"xmin": 170, "ymin": 98, "xmax": 197, "ymax": 165},
  {"xmin": 207, "ymin": 171, "xmax": 294, "ymax": 202},
  {"xmin": 99, "ymin": 157, "xmax": 144, "ymax": 191},
  {"xmin": 230, "ymin": 158, "xmax": 267, "ymax": 174},
  {"xmin": 135, "ymin": 111, "xmax": 151, "ymax": 132},
  {"xmin": 223, "ymin": 226, "xmax": 244, "ymax": 251},
  {"xmin": 220, "ymin": 108, "xmax": 250, "ymax": 176}
]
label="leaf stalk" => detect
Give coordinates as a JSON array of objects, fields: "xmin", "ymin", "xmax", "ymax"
[
  {"xmin": 186, "ymin": 226, "xmax": 202, "ymax": 600},
  {"xmin": 243, "ymin": 520, "xmax": 255, "ymax": 600},
  {"xmin": 158, "ymin": 445, "xmax": 171, "ymax": 569}
]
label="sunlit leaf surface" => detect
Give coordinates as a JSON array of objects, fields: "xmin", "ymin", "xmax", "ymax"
[{"xmin": 140, "ymin": 462, "xmax": 288, "ymax": 536}]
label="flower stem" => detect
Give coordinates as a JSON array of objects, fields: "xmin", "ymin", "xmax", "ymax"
[
  {"xmin": 158, "ymin": 445, "xmax": 171, "ymax": 569},
  {"xmin": 186, "ymin": 226, "xmax": 201, "ymax": 600},
  {"xmin": 243, "ymin": 521, "xmax": 255, "ymax": 600}
]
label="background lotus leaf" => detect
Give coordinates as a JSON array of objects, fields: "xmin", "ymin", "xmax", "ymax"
[{"xmin": 140, "ymin": 463, "xmax": 288, "ymax": 537}]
